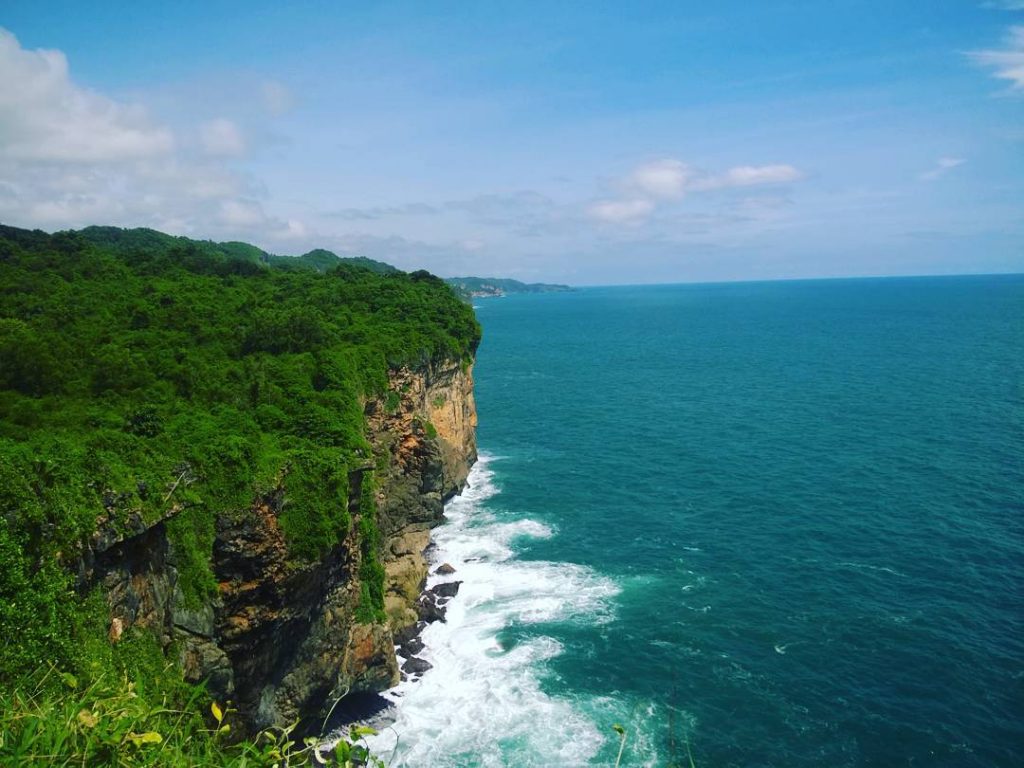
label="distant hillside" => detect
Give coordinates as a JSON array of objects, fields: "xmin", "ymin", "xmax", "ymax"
[
  {"xmin": 445, "ymin": 276, "xmax": 572, "ymax": 300},
  {"xmin": 78, "ymin": 226, "xmax": 399, "ymax": 275}
]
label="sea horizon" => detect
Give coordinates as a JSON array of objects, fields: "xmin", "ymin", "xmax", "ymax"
[{"xmin": 550, "ymin": 271, "xmax": 1024, "ymax": 291}]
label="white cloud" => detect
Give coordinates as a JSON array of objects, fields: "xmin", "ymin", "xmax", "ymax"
[
  {"xmin": 970, "ymin": 25, "xmax": 1024, "ymax": 89},
  {"xmin": 0, "ymin": 27, "xmax": 303, "ymax": 243},
  {"xmin": 200, "ymin": 118, "xmax": 246, "ymax": 156},
  {"xmin": 0, "ymin": 28, "xmax": 174, "ymax": 163},
  {"xmin": 590, "ymin": 158, "xmax": 803, "ymax": 225},
  {"xmin": 588, "ymin": 198, "xmax": 655, "ymax": 224},
  {"xmin": 218, "ymin": 198, "xmax": 265, "ymax": 226},
  {"xmin": 282, "ymin": 219, "xmax": 308, "ymax": 239},
  {"xmin": 982, "ymin": 1, "xmax": 1024, "ymax": 10},
  {"xmin": 697, "ymin": 164, "xmax": 803, "ymax": 190},
  {"xmin": 920, "ymin": 156, "xmax": 966, "ymax": 181},
  {"xmin": 628, "ymin": 159, "xmax": 691, "ymax": 199}
]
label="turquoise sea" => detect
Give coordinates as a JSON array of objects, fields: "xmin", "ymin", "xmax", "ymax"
[{"xmin": 367, "ymin": 276, "xmax": 1024, "ymax": 767}]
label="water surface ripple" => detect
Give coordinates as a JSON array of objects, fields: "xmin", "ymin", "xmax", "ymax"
[{"xmin": 374, "ymin": 276, "xmax": 1024, "ymax": 767}]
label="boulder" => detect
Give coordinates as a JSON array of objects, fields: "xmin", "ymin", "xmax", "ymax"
[
  {"xmin": 401, "ymin": 656, "xmax": 432, "ymax": 676},
  {"xmin": 393, "ymin": 621, "xmax": 427, "ymax": 648},
  {"xmin": 416, "ymin": 592, "xmax": 447, "ymax": 623},
  {"xmin": 431, "ymin": 581, "xmax": 462, "ymax": 599},
  {"xmin": 400, "ymin": 636, "xmax": 425, "ymax": 657}
]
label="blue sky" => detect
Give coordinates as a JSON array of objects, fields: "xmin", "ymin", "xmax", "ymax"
[{"xmin": 1, "ymin": 1, "xmax": 1021, "ymax": 284}]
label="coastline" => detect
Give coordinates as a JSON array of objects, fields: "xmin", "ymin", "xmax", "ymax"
[
  {"xmin": 359, "ymin": 455, "xmax": 620, "ymax": 766},
  {"xmin": 321, "ymin": 462, "xmax": 478, "ymax": 740}
]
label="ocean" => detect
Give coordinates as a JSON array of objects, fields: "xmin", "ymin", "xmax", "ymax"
[{"xmin": 365, "ymin": 276, "xmax": 1024, "ymax": 767}]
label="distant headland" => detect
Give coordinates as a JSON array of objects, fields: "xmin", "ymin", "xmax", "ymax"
[{"xmin": 444, "ymin": 276, "xmax": 573, "ymax": 299}]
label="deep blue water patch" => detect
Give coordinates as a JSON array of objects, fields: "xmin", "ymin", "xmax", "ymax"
[{"xmin": 466, "ymin": 276, "xmax": 1024, "ymax": 767}]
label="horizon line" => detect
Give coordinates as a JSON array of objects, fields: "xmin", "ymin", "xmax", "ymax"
[{"xmin": 3, "ymin": 220, "xmax": 1021, "ymax": 290}]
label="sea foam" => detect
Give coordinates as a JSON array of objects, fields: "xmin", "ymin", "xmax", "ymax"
[{"xmin": 364, "ymin": 455, "xmax": 620, "ymax": 767}]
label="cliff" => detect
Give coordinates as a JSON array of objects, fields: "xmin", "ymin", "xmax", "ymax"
[
  {"xmin": 0, "ymin": 224, "xmax": 483, "ymax": 755},
  {"xmin": 75, "ymin": 358, "xmax": 476, "ymax": 734},
  {"xmin": 369, "ymin": 361, "xmax": 477, "ymax": 634}
]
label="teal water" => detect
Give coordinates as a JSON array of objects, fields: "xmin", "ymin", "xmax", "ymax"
[{"xmin": 370, "ymin": 276, "xmax": 1024, "ymax": 767}]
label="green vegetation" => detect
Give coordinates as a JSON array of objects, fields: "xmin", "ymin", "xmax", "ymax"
[
  {"xmin": 76, "ymin": 225, "xmax": 400, "ymax": 276},
  {"xmin": 0, "ymin": 663, "xmax": 384, "ymax": 766},
  {"xmin": 612, "ymin": 723, "xmax": 627, "ymax": 768},
  {"xmin": 354, "ymin": 474, "xmax": 386, "ymax": 624},
  {"xmin": 0, "ymin": 223, "xmax": 479, "ymax": 763}
]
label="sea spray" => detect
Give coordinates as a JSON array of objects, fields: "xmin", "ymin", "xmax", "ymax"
[{"xmin": 364, "ymin": 455, "xmax": 621, "ymax": 767}]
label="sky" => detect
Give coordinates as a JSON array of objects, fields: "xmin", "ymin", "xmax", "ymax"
[{"xmin": 0, "ymin": 1, "xmax": 1022, "ymax": 285}]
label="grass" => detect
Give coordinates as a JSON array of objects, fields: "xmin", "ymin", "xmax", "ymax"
[{"xmin": 0, "ymin": 664, "xmax": 384, "ymax": 767}]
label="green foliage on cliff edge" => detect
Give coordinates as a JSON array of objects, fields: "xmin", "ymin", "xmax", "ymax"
[
  {"xmin": 0, "ymin": 223, "xmax": 479, "ymax": 731},
  {"xmin": 354, "ymin": 472, "xmax": 386, "ymax": 623}
]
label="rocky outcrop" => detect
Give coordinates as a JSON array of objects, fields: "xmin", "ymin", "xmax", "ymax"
[{"xmin": 75, "ymin": 357, "xmax": 476, "ymax": 736}]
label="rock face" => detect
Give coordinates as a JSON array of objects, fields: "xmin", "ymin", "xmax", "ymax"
[
  {"xmin": 77, "ymin": 358, "xmax": 476, "ymax": 735},
  {"xmin": 366, "ymin": 360, "xmax": 477, "ymax": 636},
  {"xmin": 210, "ymin": 477, "xmax": 399, "ymax": 731}
]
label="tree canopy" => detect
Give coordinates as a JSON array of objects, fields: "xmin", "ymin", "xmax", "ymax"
[{"xmin": 0, "ymin": 223, "xmax": 480, "ymax": 683}]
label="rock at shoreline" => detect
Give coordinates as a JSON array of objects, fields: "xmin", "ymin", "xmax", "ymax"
[
  {"xmin": 435, "ymin": 563, "xmax": 457, "ymax": 575},
  {"xmin": 414, "ymin": 581, "xmax": 463, "ymax": 623},
  {"xmin": 401, "ymin": 656, "xmax": 432, "ymax": 676},
  {"xmin": 401, "ymin": 636, "xmax": 425, "ymax": 656},
  {"xmin": 416, "ymin": 592, "xmax": 448, "ymax": 623},
  {"xmin": 431, "ymin": 580, "xmax": 462, "ymax": 598},
  {"xmin": 393, "ymin": 621, "xmax": 426, "ymax": 648}
]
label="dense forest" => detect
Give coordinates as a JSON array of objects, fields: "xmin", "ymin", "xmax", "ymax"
[{"xmin": 0, "ymin": 224, "xmax": 479, "ymax": 765}]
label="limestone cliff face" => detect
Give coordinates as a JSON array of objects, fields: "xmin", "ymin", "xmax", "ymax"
[
  {"xmin": 78, "ymin": 357, "xmax": 476, "ymax": 735},
  {"xmin": 366, "ymin": 360, "xmax": 477, "ymax": 635}
]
